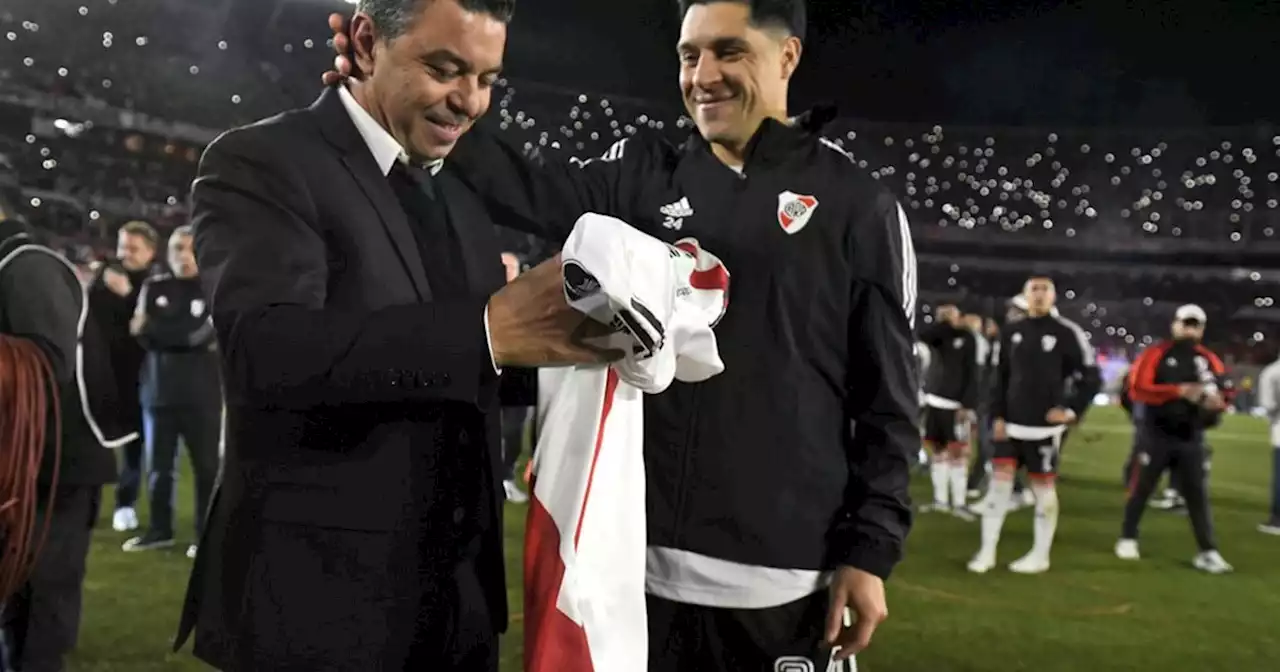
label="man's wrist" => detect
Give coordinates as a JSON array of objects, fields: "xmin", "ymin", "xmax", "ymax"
[{"xmin": 840, "ymin": 543, "xmax": 898, "ymax": 581}]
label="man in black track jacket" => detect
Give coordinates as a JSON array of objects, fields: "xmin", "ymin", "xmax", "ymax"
[
  {"xmin": 917, "ymin": 305, "xmax": 980, "ymax": 517},
  {"xmin": 122, "ymin": 226, "xmax": 222, "ymax": 559},
  {"xmin": 969, "ymin": 276, "xmax": 1099, "ymax": 576},
  {"xmin": 1116, "ymin": 304, "xmax": 1232, "ymax": 573}
]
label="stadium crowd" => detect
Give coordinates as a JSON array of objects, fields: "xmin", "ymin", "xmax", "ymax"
[
  {"xmin": 2, "ymin": 1, "xmax": 1278, "ymax": 365},
  {"xmin": 2, "ymin": 1, "xmax": 1279, "ymax": 671}
]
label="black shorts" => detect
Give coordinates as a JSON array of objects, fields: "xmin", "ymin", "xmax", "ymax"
[
  {"xmin": 922, "ymin": 406, "xmax": 968, "ymax": 445},
  {"xmin": 646, "ymin": 591, "xmax": 857, "ymax": 672},
  {"xmin": 994, "ymin": 434, "xmax": 1063, "ymax": 476}
]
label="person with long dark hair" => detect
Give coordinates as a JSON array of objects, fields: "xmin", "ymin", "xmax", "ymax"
[{"xmin": 0, "ymin": 168, "xmax": 116, "ymax": 672}]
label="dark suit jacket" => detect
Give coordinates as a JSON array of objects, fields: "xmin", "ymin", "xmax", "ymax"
[{"xmin": 174, "ymin": 87, "xmax": 517, "ymax": 670}]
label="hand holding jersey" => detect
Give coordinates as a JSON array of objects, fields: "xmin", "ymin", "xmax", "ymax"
[
  {"xmin": 918, "ymin": 306, "xmax": 982, "ymax": 516},
  {"xmin": 524, "ymin": 214, "xmax": 729, "ymax": 672},
  {"xmin": 486, "ymin": 253, "xmax": 627, "ymax": 367}
]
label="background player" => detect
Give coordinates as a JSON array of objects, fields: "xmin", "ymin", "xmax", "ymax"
[
  {"xmin": 969, "ymin": 276, "xmax": 1100, "ymax": 575},
  {"xmin": 1259, "ymin": 345, "xmax": 1280, "ymax": 536},
  {"xmin": 917, "ymin": 305, "xmax": 981, "ymax": 518},
  {"xmin": 967, "ymin": 316, "xmax": 999, "ymax": 497},
  {"xmin": 1116, "ymin": 304, "xmax": 1233, "ymax": 573}
]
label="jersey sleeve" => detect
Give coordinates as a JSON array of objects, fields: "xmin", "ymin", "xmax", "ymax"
[
  {"xmin": 446, "ymin": 128, "xmax": 666, "ymax": 242},
  {"xmin": 1196, "ymin": 344, "xmax": 1233, "ymax": 403},
  {"xmin": 829, "ymin": 191, "xmax": 918, "ymax": 579},
  {"xmin": 1195, "ymin": 344, "xmax": 1231, "ymax": 425}
]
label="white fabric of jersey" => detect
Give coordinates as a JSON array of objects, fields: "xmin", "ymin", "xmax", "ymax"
[{"xmin": 524, "ymin": 213, "xmax": 729, "ymax": 672}]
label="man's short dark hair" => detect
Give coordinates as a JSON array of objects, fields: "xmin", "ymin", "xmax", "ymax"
[
  {"xmin": 676, "ymin": 0, "xmax": 806, "ymax": 43},
  {"xmin": 359, "ymin": 0, "xmax": 516, "ymax": 40}
]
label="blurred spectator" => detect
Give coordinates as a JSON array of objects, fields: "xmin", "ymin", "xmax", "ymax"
[{"xmin": 84, "ymin": 220, "xmax": 159, "ymax": 534}]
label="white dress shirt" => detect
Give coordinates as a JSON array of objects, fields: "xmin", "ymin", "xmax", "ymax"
[{"xmin": 336, "ymin": 84, "xmax": 499, "ymax": 373}]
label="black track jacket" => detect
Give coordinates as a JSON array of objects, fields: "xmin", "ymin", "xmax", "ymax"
[{"xmin": 448, "ymin": 109, "xmax": 919, "ymax": 579}]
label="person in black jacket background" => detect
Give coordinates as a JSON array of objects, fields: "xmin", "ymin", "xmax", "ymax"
[
  {"xmin": 0, "ymin": 192, "xmax": 117, "ymax": 672},
  {"xmin": 967, "ymin": 317, "xmax": 1001, "ymax": 495},
  {"xmin": 86, "ymin": 220, "xmax": 159, "ymax": 534},
  {"xmin": 122, "ymin": 226, "xmax": 222, "ymax": 559},
  {"xmin": 1116, "ymin": 304, "xmax": 1233, "ymax": 573},
  {"xmin": 970, "ymin": 276, "xmax": 1100, "ymax": 576},
  {"xmin": 917, "ymin": 305, "xmax": 980, "ymax": 517}
]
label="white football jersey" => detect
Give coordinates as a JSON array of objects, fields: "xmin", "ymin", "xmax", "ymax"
[{"xmin": 524, "ymin": 212, "xmax": 729, "ymax": 672}]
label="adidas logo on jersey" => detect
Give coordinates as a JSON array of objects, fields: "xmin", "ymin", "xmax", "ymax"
[{"xmin": 660, "ymin": 197, "xmax": 694, "ymax": 230}]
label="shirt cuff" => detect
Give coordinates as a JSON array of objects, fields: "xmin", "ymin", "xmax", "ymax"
[{"xmin": 483, "ymin": 305, "xmax": 501, "ymax": 374}]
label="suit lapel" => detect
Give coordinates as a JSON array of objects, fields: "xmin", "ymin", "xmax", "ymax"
[
  {"xmin": 437, "ymin": 172, "xmax": 504, "ymax": 295},
  {"xmin": 344, "ymin": 157, "xmax": 432, "ymax": 301},
  {"xmin": 311, "ymin": 87, "xmax": 432, "ymax": 302}
]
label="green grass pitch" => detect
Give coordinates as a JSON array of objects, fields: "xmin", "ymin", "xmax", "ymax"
[{"xmin": 62, "ymin": 407, "xmax": 1278, "ymax": 671}]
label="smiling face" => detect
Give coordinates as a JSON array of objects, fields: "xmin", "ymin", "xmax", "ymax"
[
  {"xmin": 351, "ymin": 0, "xmax": 507, "ymax": 161},
  {"xmin": 677, "ymin": 1, "xmax": 800, "ymax": 160}
]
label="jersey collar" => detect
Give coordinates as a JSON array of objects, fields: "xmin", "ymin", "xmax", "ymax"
[{"xmin": 684, "ymin": 104, "xmax": 839, "ymax": 168}]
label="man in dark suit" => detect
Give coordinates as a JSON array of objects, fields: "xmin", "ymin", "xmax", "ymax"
[{"xmin": 173, "ymin": 0, "xmax": 616, "ymax": 669}]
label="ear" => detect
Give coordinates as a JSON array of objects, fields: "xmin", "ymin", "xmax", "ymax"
[
  {"xmin": 350, "ymin": 13, "xmax": 381, "ymax": 77},
  {"xmin": 780, "ymin": 35, "xmax": 802, "ymax": 79}
]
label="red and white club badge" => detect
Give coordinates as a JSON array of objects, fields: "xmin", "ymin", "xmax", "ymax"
[{"xmin": 776, "ymin": 191, "xmax": 819, "ymax": 234}]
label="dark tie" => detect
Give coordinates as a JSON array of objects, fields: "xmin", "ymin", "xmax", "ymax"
[{"xmin": 387, "ymin": 161, "xmax": 469, "ymax": 298}]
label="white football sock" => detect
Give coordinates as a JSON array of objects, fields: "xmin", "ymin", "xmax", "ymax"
[
  {"xmin": 930, "ymin": 459, "xmax": 949, "ymax": 506},
  {"xmin": 1031, "ymin": 482, "xmax": 1060, "ymax": 558},
  {"xmin": 950, "ymin": 459, "xmax": 969, "ymax": 509},
  {"xmin": 979, "ymin": 477, "xmax": 1014, "ymax": 557}
]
